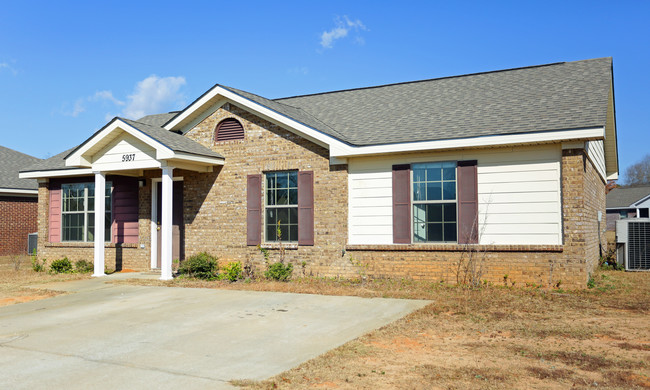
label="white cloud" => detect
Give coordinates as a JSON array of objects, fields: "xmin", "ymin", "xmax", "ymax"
[
  {"xmin": 91, "ymin": 90, "xmax": 125, "ymax": 106},
  {"xmin": 121, "ymin": 75, "xmax": 186, "ymax": 119},
  {"xmin": 60, "ymin": 75, "xmax": 186, "ymax": 120},
  {"xmin": 320, "ymin": 16, "xmax": 367, "ymax": 49},
  {"xmin": 70, "ymin": 99, "xmax": 85, "ymax": 117},
  {"xmin": 0, "ymin": 62, "xmax": 18, "ymax": 75}
]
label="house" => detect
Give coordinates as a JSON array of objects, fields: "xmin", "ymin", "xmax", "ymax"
[
  {"xmin": 0, "ymin": 146, "xmax": 41, "ymax": 255},
  {"xmin": 606, "ymin": 185, "xmax": 650, "ymax": 230},
  {"xmin": 19, "ymin": 57, "xmax": 618, "ymax": 288}
]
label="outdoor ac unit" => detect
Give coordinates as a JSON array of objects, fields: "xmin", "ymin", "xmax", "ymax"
[{"xmin": 616, "ymin": 219, "xmax": 650, "ymax": 271}]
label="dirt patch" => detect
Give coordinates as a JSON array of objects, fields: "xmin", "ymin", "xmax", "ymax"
[{"xmin": 0, "ymin": 255, "xmax": 88, "ymax": 307}]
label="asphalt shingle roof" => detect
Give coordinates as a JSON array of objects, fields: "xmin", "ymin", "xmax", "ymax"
[
  {"xmin": 120, "ymin": 118, "xmax": 223, "ymax": 159},
  {"xmin": 606, "ymin": 186, "xmax": 650, "ymax": 208},
  {"xmin": 21, "ymin": 116, "xmax": 223, "ymax": 174},
  {"xmin": 20, "ymin": 148, "xmax": 82, "ymax": 173},
  {"xmin": 0, "ymin": 146, "xmax": 41, "ymax": 190},
  {"xmin": 268, "ymin": 58, "xmax": 612, "ymax": 146}
]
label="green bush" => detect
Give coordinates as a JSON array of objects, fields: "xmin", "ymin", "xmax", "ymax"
[
  {"xmin": 32, "ymin": 256, "xmax": 46, "ymax": 272},
  {"xmin": 265, "ymin": 262, "xmax": 294, "ymax": 282},
  {"xmin": 222, "ymin": 262, "xmax": 244, "ymax": 282},
  {"xmin": 75, "ymin": 260, "xmax": 93, "ymax": 273},
  {"xmin": 50, "ymin": 257, "xmax": 73, "ymax": 274},
  {"xmin": 178, "ymin": 252, "xmax": 219, "ymax": 280}
]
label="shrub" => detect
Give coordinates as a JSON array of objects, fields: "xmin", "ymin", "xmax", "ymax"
[
  {"xmin": 178, "ymin": 252, "xmax": 218, "ymax": 280},
  {"xmin": 32, "ymin": 254, "xmax": 46, "ymax": 272},
  {"xmin": 75, "ymin": 260, "xmax": 94, "ymax": 273},
  {"xmin": 50, "ymin": 257, "xmax": 73, "ymax": 274},
  {"xmin": 265, "ymin": 262, "xmax": 294, "ymax": 282},
  {"xmin": 222, "ymin": 262, "xmax": 244, "ymax": 282}
]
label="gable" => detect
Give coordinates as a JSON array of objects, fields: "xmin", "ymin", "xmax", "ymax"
[{"xmin": 92, "ymin": 132, "xmax": 159, "ymax": 171}]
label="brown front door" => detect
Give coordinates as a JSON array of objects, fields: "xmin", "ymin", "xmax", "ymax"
[{"xmin": 156, "ymin": 181, "xmax": 184, "ymax": 268}]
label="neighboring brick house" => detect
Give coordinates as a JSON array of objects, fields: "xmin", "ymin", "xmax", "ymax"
[
  {"xmin": 606, "ymin": 185, "xmax": 650, "ymax": 230},
  {"xmin": 20, "ymin": 57, "xmax": 619, "ymax": 288},
  {"xmin": 0, "ymin": 146, "xmax": 41, "ymax": 255}
]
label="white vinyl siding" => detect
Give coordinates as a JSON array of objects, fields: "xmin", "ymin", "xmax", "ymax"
[
  {"xmin": 585, "ymin": 140, "xmax": 606, "ymax": 180},
  {"xmin": 348, "ymin": 144, "xmax": 563, "ymax": 246},
  {"xmin": 92, "ymin": 133, "xmax": 159, "ymax": 171}
]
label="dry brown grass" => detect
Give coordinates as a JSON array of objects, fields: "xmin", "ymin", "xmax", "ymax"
[
  {"xmin": 0, "ymin": 255, "xmax": 88, "ymax": 307},
  {"xmin": 3, "ymin": 256, "xmax": 649, "ymax": 389}
]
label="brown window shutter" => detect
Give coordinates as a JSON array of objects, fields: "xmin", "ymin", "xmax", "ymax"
[
  {"xmin": 247, "ymin": 174, "xmax": 262, "ymax": 246},
  {"xmin": 457, "ymin": 160, "xmax": 478, "ymax": 244},
  {"xmin": 392, "ymin": 164, "xmax": 411, "ymax": 244},
  {"xmin": 49, "ymin": 181, "xmax": 61, "ymax": 243},
  {"xmin": 298, "ymin": 171, "xmax": 314, "ymax": 246},
  {"xmin": 215, "ymin": 118, "xmax": 244, "ymax": 142}
]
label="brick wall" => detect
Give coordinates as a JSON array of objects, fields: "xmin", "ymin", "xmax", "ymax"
[
  {"xmin": 0, "ymin": 195, "xmax": 38, "ymax": 255},
  {"xmin": 181, "ymin": 103, "xmax": 350, "ymax": 276}
]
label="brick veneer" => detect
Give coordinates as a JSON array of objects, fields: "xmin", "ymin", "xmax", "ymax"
[
  {"xmin": 35, "ymin": 103, "xmax": 606, "ymax": 288},
  {"xmin": 0, "ymin": 195, "xmax": 37, "ymax": 255}
]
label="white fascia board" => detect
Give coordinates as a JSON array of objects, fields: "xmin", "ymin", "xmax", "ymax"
[
  {"xmin": 170, "ymin": 152, "xmax": 225, "ymax": 166},
  {"xmin": 632, "ymin": 194, "xmax": 650, "ymax": 207},
  {"xmin": 164, "ymin": 86, "xmax": 349, "ymax": 151},
  {"xmin": 0, "ymin": 188, "xmax": 38, "ymax": 196},
  {"xmin": 331, "ymin": 127, "xmax": 605, "ymax": 158},
  {"xmin": 607, "ymin": 172, "xmax": 619, "ymax": 180},
  {"xmin": 19, "ymin": 168, "xmax": 94, "ymax": 179},
  {"xmin": 66, "ymin": 119, "xmax": 174, "ymax": 167}
]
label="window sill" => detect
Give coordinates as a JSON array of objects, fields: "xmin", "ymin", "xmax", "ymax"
[
  {"xmin": 260, "ymin": 243, "xmax": 299, "ymax": 250},
  {"xmin": 346, "ymin": 244, "xmax": 563, "ymax": 252},
  {"xmin": 45, "ymin": 242, "xmax": 139, "ymax": 248}
]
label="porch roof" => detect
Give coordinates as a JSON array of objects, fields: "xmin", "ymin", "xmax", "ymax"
[{"xmin": 19, "ymin": 116, "xmax": 223, "ymax": 179}]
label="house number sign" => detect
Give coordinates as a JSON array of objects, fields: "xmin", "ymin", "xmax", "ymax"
[{"xmin": 122, "ymin": 153, "xmax": 136, "ymax": 162}]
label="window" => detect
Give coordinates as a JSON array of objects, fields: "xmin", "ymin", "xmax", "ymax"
[
  {"xmin": 412, "ymin": 162, "xmax": 457, "ymax": 242},
  {"xmin": 61, "ymin": 182, "xmax": 112, "ymax": 242},
  {"xmin": 215, "ymin": 118, "xmax": 244, "ymax": 142},
  {"xmin": 620, "ymin": 210, "xmax": 629, "ymax": 219},
  {"xmin": 265, "ymin": 171, "xmax": 298, "ymax": 242}
]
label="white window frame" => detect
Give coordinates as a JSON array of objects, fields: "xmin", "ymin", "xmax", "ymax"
[
  {"xmin": 61, "ymin": 182, "xmax": 112, "ymax": 242},
  {"xmin": 411, "ymin": 162, "xmax": 458, "ymax": 243},
  {"xmin": 264, "ymin": 171, "xmax": 299, "ymax": 243}
]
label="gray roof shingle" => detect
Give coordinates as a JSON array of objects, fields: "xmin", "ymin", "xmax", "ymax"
[
  {"xmin": 20, "ymin": 116, "xmax": 223, "ymax": 174},
  {"xmin": 20, "ymin": 148, "xmax": 83, "ymax": 173},
  {"xmin": 120, "ymin": 118, "xmax": 223, "ymax": 159},
  {"xmin": 0, "ymin": 146, "xmax": 41, "ymax": 190},
  {"xmin": 607, "ymin": 186, "xmax": 650, "ymax": 208},
  {"xmin": 272, "ymin": 58, "xmax": 613, "ymax": 146}
]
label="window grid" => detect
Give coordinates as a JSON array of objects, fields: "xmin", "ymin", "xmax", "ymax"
[
  {"xmin": 265, "ymin": 171, "xmax": 298, "ymax": 242},
  {"xmin": 61, "ymin": 182, "xmax": 112, "ymax": 242},
  {"xmin": 412, "ymin": 162, "xmax": 458, "ymax": 243}
]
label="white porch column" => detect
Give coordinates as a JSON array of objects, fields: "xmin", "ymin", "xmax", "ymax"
[
  {"xmin": 160, "ymin": 166, "xmax": 174, "ymax": 280},
  {"xmin": 93, "ymin": 171, "xmax": 106, "ymax": 277}
]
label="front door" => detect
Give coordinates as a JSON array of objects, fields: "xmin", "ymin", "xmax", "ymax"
[{"xmin": 156, "ymin": 181, "xmax": 184, "ymax": 268}]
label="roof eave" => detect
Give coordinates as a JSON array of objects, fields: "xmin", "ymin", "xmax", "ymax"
[{"xmin": 331, "ymin": 127, "xmax": 605, "ymax": 158}]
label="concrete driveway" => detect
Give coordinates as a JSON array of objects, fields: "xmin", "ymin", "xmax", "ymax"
[{"xmin": 0, "ymin": 274, "xmax": 429, "ymax": 389}]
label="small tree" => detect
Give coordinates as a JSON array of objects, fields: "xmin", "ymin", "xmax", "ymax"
[{"xmin": 623, "ymin": 154, "xmax": 650, "ymax": 185}]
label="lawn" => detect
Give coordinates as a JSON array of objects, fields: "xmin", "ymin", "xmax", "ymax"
[
  {"xmin": 1, "ymin": 255, "xmax": 648, "ymax": 389},
  {"xmin": 0, "ymin": 255, "xmax": 87, "ymax": 306}
]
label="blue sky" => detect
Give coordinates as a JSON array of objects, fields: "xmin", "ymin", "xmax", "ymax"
[{"xmin": 1, "ymin": 1, "xmax": 648, "ymax": 180}]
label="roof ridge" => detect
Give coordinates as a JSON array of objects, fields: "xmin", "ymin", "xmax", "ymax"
[
  {"xmin": 274, "ymin": 57, "xmax": 611, "ymax": 101},
  {"xmin": 0, "ymin": 145, "xmax": 41, "ymax": 161}
]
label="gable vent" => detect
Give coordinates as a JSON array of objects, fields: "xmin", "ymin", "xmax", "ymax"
[{"xmin": 215, "ymin": 118, "xmax": 244, "ymax": 142}]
